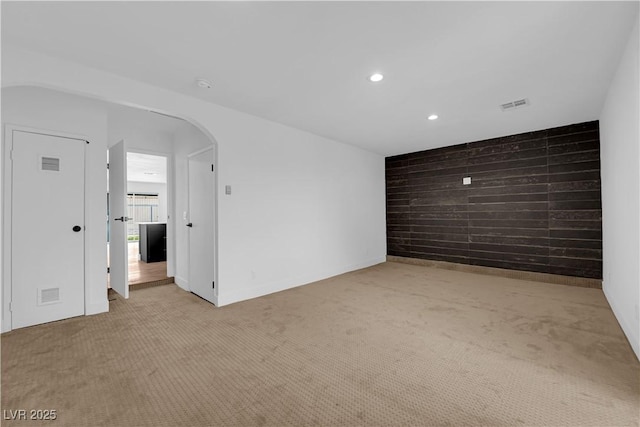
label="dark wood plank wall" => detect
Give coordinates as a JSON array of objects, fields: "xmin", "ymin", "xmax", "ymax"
[{"xmin": 386, "ymin": 121, "xmax": 602, "ymax": 279}]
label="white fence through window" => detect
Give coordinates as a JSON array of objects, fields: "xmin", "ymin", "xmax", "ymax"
[{"xmin": 127, "ymin": 193, "xmax": 159, "ymax": 239}]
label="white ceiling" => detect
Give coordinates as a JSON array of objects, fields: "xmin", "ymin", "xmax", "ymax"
[
  {"xmin": 2, "ymin": 2, "xmax": 638, "ymax": 156},
  {"xmin": 127, "ymin": 152, "xmax": 167, "ymax": 184}
]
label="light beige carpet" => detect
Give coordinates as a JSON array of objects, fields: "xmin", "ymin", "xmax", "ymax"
[{"xmin": 2, "ymin": 262, "xmax": 638, "ymax": 426}]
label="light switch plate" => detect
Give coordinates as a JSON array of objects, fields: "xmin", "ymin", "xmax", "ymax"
[
  {"xmin": 225, "ymin": 185, "xmax": 232, "ymax": 195},
  {"xmin": 463, "ymin": 177, "xmax": 472, "ymax": 185}
]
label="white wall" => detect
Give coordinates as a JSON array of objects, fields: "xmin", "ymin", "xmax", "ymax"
[
  {"xmin": 216, "ymin": 119, "xmax": 385, "ymax": 305},
  {"xmin": 127, "ymin": 181, "xmax": 168, "ymax": 222},
  {"xmin": 1, "ymin": 86, "xmax": 109, "ymax": 330},
  {"xmin": 2, "ymin": 47, "xmax": 387, "ymax": 313},
  {"xmin": 107, "ymin": 106, "xmax": 174, "ymax": 153},
  {"xmin": 600, "ymin": 15, "xmax": 640, "ymax": 360},
  {"xmin": 168, "ymin": 103, "xmax": 387, "ymax": 306}
]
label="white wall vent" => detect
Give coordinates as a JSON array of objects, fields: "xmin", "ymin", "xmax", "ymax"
[
  {"xmin": 38, "ymin": 287, "xmax": 61, "ymax": 305},
  {"xmin": 500, "ymin": 98, "xmax": 530, "ymax": 111},
  {"xmin": 41, "ymin": 157, "xmax": 60, "ymax": 171}
]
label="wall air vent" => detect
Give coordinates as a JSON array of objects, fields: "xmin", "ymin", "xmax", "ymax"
[
  {"xmin": 38, "ymin": 287, "xmax": 61, "ymax": 305},
  {"xmin": 41, "ymin": 157, "xmax": 60, "ymax": 171},
  {"xmin": 500, "ymin": 98, "xmax": 530, "ymax": 111}
]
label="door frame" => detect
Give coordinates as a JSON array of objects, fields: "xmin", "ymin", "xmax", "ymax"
[
  {"xmin": 2, "ymin": 124, "xmax": 89, "ymax": 332},
  {"xmin": 187, "ymin": 145, "xmax": 218, "ymax": 305}
]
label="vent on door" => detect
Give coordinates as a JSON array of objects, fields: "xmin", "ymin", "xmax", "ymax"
[
  {"xmin": 38, "ymin": 287, "xmax": 61, "ymax": 305},
  {"xmin": 41, "ymin": 157, "xmax": 60, "ymax": 172}
]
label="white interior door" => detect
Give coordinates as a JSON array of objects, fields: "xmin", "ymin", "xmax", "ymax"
[
  {"xmin": 188, "ymin": 147, "xmax": 215, "ymax": 304},
  {"xmin": 11, "ymin": 130, "xmax": 85, "ymax": 328},
  {"xmin": 108, "ymin": 140, "xmax": 129, "ymax": 299}
]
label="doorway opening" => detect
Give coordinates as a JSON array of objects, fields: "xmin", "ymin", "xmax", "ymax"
[
  {"xmin": 125, "ymin": 152, "xmax": 171, "ymax": 287},
  {"xmin": 107, "ymin": 152, "xmax": 172, "ymax": 292}
]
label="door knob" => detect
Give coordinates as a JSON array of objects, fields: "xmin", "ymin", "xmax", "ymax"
[
  {"xmin": 114, "ymin": 216, "xmax": 130, "ymax": 222},
  {"xmin": 186, "ymin": 223, "xmax": 193, "ymax": 227},
  {"xmin": 72, "ymin": 225, "xmax": 82, "ymax": 232}
]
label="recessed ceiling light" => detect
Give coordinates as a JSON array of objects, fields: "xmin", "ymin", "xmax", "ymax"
[
  {"xmin": 368, "ymin": 73, "xmax": 384, "ymax": 83},
  {"xmin": 196, "ymin": 78, "xmax": 212, "ymax": 89},
  {"xmin": 428, "ymin": 114, "xmax": 439, "ymax": 120}
]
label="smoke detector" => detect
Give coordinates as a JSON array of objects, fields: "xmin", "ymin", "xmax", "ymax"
[
  {"xmin": 196, "ymin": 78, "xmax": 212, "ymax": 89},
  {"xmin": 500, "ymin": 98, "xmax": 530, "ymax": 111}
]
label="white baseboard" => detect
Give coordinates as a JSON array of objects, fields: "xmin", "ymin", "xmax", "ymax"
[
  {"xmin": 174, "ymin": 276, "xmax": 217, "ymax": 305},
  {"xmin": 174, "ymin": 276, "xmax": 189, "ymax": 292},
  {"xmin": 217, "ymin": 256, "xmax": 386, "ymax": 307},
  {"xmin": 86, "ymin": 299, "xmax": 109, "ymax": 316},
  {"xmin": 603, "ymin": 282, "xmax": 640, "ymax": 361},
  {"xmin": 1, "ymin": 300, "xmax": 108, "ymax": 333}
]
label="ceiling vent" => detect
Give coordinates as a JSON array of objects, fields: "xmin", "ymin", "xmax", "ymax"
[{"xmin": 500, "ymin": 98, "xmax": 530, "ymax": 111}]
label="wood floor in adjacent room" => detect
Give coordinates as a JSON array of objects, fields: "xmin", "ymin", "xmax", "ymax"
[
  {"xmin": 127, "ymin": 241, "xmax": 170, "ymax": 285},
  {"xmin": 2, "ymin": 262, "xmax": 638, "ymax": 426}
]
